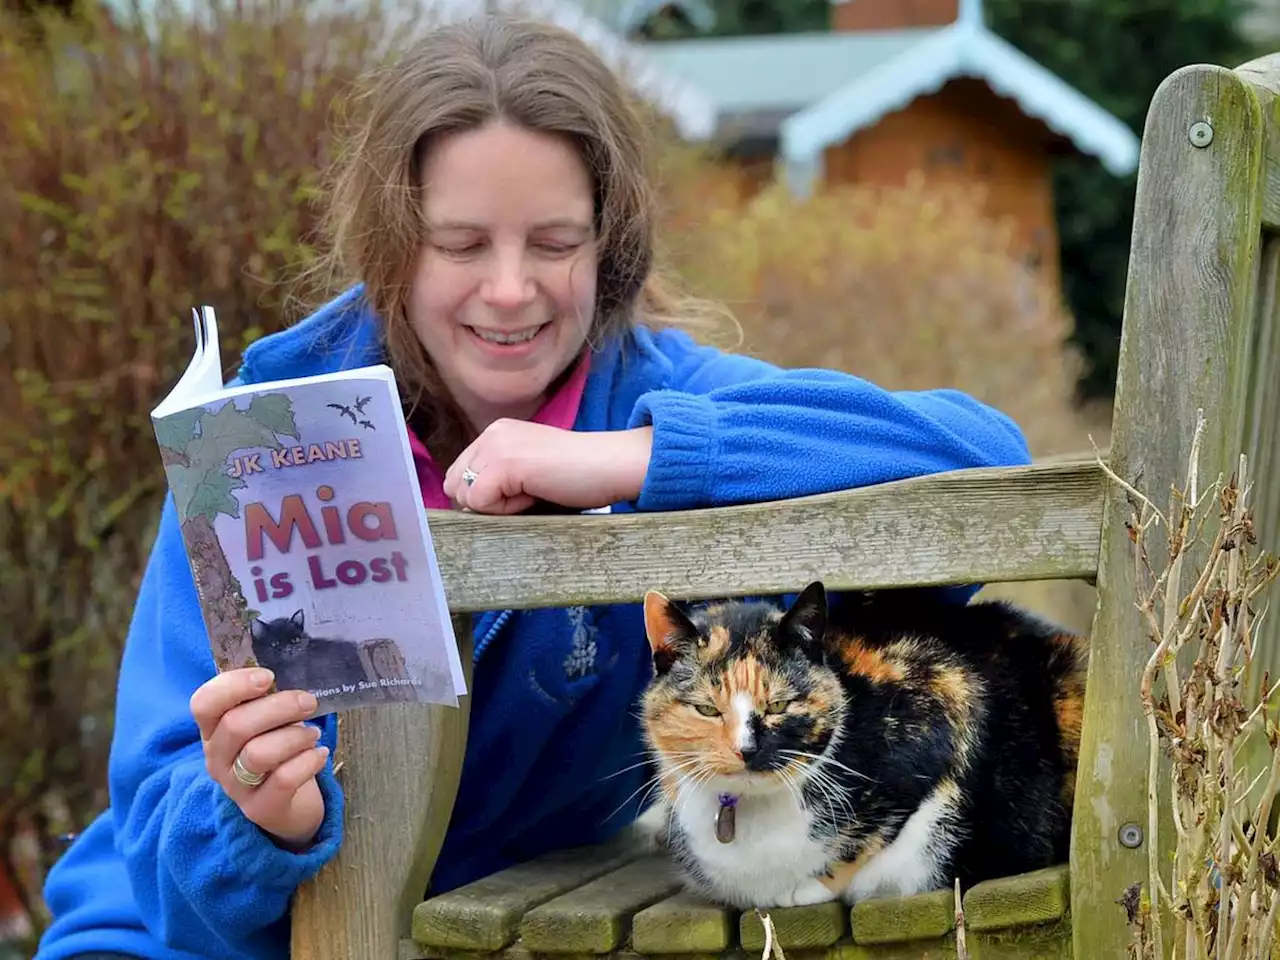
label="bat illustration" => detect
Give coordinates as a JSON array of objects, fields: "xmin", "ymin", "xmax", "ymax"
[
  {"xmin": 327, "ymin": 402, "xmax": 357, "ymax": 424},
  {"xmin": 359, "ymin": 419, "xmax": 376, "ymax": 430},
  {"xmin": 353, "ymin": 395, "xmax": 373, "ymax": 415}
]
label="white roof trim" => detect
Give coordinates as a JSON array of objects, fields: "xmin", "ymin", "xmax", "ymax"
[{"xmin": 779, "ymin": 19, "xmax": 1140, "ymax": 194}]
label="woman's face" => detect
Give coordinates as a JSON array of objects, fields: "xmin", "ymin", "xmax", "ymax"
[{"xmin": 409, "ymin": 119, "xmax": 599, "ymax": 431}]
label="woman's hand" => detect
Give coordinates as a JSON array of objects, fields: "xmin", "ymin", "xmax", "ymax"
[
  {"xmin": 189, "ymin": 668, "xmax": 329, "ymax": 851},
  {"xmin": 443, "ymin": 420, "xmax": 653, "ymax": 514}
]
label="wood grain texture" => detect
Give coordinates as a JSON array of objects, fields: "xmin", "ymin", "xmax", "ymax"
[
  {"xmin": 1233, "ymin": 62, "xmax": 1280, "ymax": 810},
  {"xmin": 963, "ymin": 865, "xmax": 1069, "ymax": 932},
  {"xmin": 412, "ymin": 829, "xmax": 651, "ymax": 951},
  {"xmin": 850, "ymin": 887, "xmax": 954, "ymax": 944},
  {"xmin": 1236, "ymin": 53, "xmax": 1280, "ymax": 229},
  {"xmin": 518, "ymin": 855, "xmax": 683, "ymax": 952},
  {"xmin": 1070, "ymin": 62, "xmax": 1267, "ymax": 959},
  {"xmin": 630, "ymin": 890, "xmax": 736, "ymax": 953},
  {"xmin": 289, "ymin": 613, "xmax": 474, "ymax": 960},
  {"xmin": 426, "ymin": 461, "xmax": 1105, "ymax": 613},
  {"xmin": 740, "ymin": 900, "xmax": 848, "ymax": 950}
]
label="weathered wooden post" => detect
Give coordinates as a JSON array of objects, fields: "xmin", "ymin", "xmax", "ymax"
[
  {"xmin": 1071, "ymin": 54, "xmax": 1280, "ymax": 957},
  {"xmin": 288, "ymin": 613, "xmax": 472, "ymax": 959}
]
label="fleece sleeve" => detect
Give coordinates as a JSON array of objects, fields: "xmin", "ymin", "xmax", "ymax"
[
  {"xmin": 106, "ymin": 495, "xmax": 344, "ymax": 955},
  {"xmin": 626, "ymin": 329, "xmax": 1032, "ymax": 511}
]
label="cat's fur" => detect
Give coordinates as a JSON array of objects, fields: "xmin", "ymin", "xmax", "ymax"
[
  {"xmin": 249, "ymin": 609, "xmax": 368, "ymax": 694},
  {"xmin": 638, "ymin": 581, "xmax": 1087, "ymax": 909}
]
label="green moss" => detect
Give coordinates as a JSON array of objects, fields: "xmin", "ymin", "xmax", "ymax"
[
  {"xmin": 740, "ymin": 902, "xmax": 848, "ymax": 951},
  {"xmin": 831, "ymin": 938, "xmax": 959, "ymax": 959},
  {"xmin": 851, "ymin": 888, "xmax": 954, "ymax": 944},
  {"xmin": 969, "ymin": 921, "xmax": 1072, "ymax": 959},
  {"xmin": 631, "ymin": 892, "xmax": 736, "ymax": 953},
  {"xmin": 518, "ymin": 856, "xmax": 682, "ymax": 953},
  {"xmin": 962, "ymin": 866, "xmax": 1069, "ymax": 932}
]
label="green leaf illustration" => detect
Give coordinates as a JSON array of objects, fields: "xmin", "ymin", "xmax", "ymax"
[
  {"xmin": 171, "ymin": 465, "xmax": 247, "ymax": 523},
  {"xmin": 185, "ymin": 398, "xmax": 282, "ymax": 471},
  {"xmin": 154, "ymin": 408, "xmax": 205, "ymax": 454},
  {"xmin": 245, "ymin": 392, "xmax": 298, "ymax": 441}
]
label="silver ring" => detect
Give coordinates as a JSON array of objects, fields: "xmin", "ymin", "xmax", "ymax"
[
  {"xmin": 232, "ymin": 753, "xmax": 266, "ymax": 788},
  {"xmin": 462, "ymin": 467, "xmax": 478, "ymax": 487}
]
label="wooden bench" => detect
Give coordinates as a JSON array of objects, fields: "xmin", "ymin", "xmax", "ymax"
[{"xmin": 286, "ymin": 54, "xmax": 1280, "ymax": 960}]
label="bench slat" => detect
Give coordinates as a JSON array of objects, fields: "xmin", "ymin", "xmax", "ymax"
[
  {"xmin": 518, "ymin": 855, "xmax": 684, "ymax": 953},
  {"xmin": 429, "ymin": 461, "xmax": 1104, "ymax": 612},
  {"xmin": 412, "ymin": 830, "xmax": 652, "ymax": 951},
  {"xmin": 963, "ymin": 864, "xmax": 1070, "ymax": 932},
  {"xmin": 740, "ymin": 901, "xmax": 849, "ymax": 950},
  {"xmin": 631, "ymin": 890, "xmax": 736, "ymax": 954},
  {"xmin": 850, "ymin": 888, "xmax": 954, "ymax": 945}
]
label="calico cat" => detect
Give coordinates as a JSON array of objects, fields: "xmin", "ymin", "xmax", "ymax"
[
  {"xmin": 249, "ymin": 609, "xmax": 369, "ymax": 694},
  {"xmin": 638, "ymin": 581, "xmax": 1086, "ymax": 909}
]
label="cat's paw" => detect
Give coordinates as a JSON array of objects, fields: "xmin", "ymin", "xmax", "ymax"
[{"xmin": 774, "ymin": 877, "xmax": 838, "ymax": 908}]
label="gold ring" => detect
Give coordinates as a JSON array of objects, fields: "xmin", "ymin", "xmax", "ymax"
[{"xmin": 232, "ymin": 753, "xmax": 266, "ymax": 787}]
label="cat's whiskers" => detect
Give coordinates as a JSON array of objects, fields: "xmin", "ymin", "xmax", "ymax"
[
  {"xmin": 775, "ymin": 763, "xmax": 806, "ymax": 814},
  {"xmin": 672, "ymin": 764, "xmax": 719, "ymax": 825},
  {"xmin": 599, "ymin": 758, "xmax": 661, "ymax": 781},
  {"xmin": 776, "ymin": 749, "xmax": 860, "ymax": 827},
  {"xmin": 803, "ymin": 761, "xmax": 859, "ymax": 827},
  {"xmin": 600, "ymin": 755, "xmax": 704, "ymax": 824},
  {"xmin": 601, "ymin": 750, "xmax": 704, "ymax": 783},
  {"xmin": 779, "ymin": 748, "xmax": 874, "ymax": 784}
]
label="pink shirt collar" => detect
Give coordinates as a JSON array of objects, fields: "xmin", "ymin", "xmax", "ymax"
[{"xmin": 407, "ymin": 352, "xmax": 591, "ymax": 510}]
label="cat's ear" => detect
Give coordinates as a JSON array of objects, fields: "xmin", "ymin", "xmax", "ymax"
[
  {"xmin": 250, "ymin": 618, "xmax": 264, "ymax": 639},
  {"xmin": 780, "ymin": 581, "xmax": 828, "ymax": 649},
  {"xmin": 644, "ymin": 590, "xmax": 699, "ymax": 675},
  {"xmin": 290, "ymin": 609, "xmax": 305, "ymax": 630}
]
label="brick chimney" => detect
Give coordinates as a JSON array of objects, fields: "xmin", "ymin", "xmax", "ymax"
[{"xmin": 833, "ymin": 0, "xmax": 960, "ymax": 31}]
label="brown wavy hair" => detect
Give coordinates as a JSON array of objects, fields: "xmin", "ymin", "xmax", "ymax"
[{"xmin": 305, "ymin": 13, "xmax": 732, "ymax": 465}]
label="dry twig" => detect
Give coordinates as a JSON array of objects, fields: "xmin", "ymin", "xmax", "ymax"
[
  {"xmin": 1109, "ymin": 410, "xmax": 1280, "ymax": 959},
  {"xmin": 754, "ymin": 909, "xmax": 786, "ymax": 960}
]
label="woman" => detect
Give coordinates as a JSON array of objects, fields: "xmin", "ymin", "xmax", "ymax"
[{"xmin": 36, "ymin": 13, "xmax": 1031, "ymax": 960}]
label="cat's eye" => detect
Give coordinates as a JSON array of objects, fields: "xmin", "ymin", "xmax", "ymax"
[
  {"xmin": 694, "ymin": 703, "xmax": 721, "ymax": 717},
  {"xmin": 766, "ymin": 699, "xmax": 791, "ymax": 715}
]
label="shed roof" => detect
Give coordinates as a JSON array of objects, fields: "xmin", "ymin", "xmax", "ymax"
[
  {"xmin": 644, "ymin": 15, "xmax": 1140, "ymax": 194},
  {"xmin": 779, "ymin": 17, "xmax": 1140, "ymax": 194},
  {"xmin": 645, "ymin": 28, "xmax": 934, "ymax": 122}
]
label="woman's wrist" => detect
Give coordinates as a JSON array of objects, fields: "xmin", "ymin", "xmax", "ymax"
[{"xmin": 605, "ymin": 426, "xmax": 652, "ymax": 504}]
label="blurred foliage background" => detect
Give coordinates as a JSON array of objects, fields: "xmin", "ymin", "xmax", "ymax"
[{"xmin": 0, "ymin": 0, "xmax": 1262, "ymax": 949}]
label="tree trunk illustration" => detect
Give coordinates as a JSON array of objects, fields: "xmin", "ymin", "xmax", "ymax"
[
  {"xmin": 182, "ymin": 512, "xmax": 253, "ymax": 670},
  {"xmin": 154, "ymin": 392, "xmax": 299, "ymax": 672}
]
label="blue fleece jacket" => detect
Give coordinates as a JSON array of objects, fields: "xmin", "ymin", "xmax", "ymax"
[{"xmin": 37, "ymin": 286, "xmax": 1031, "ymax": 959}]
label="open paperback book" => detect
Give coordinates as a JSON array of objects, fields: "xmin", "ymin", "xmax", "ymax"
[{"xmin": 150, "ymin": 305, "xmax": 467, "ymax": 717}]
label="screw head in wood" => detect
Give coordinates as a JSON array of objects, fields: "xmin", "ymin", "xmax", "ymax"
[
  {"xmin": 1189, "ymin": 120, "xmax": 1214, "ymax": 148},
  {"xmin": 1119, "ymin": 822, "xmax": 1144, "ymax": 848}
]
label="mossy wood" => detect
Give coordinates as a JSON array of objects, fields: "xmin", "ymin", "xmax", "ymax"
[
  {"xmin": 288, "ymin": 55, "xmax": 1280, "ymax": 959},
  {"xmin": 1070, "ymin": 54, "xmax": 1280, "ymax": 958},
  {"xmin": 288, "ymin": 614, "xmax": 473, "ymax": 960},
  {"xmin": 405, "ymin": 849, "xmax": 1070, "ymax": 959}
]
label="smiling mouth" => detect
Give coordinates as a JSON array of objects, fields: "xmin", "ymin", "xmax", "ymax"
[{"xmin": 466, "ymin": 323, "xmax": 548, "ymax": 345}]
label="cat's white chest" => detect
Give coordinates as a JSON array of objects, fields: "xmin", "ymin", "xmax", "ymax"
[{"xmin": 673, "ymin": 786, "xmax": 832, "ymax": 908}]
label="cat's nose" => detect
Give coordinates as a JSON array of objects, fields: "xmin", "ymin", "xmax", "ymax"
[{"xmin": 738, "ymin": 743, "xmax": 759, "ymax": 764}]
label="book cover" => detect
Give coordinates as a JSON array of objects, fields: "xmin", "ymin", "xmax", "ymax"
[{"xmin": 150, "ymin": 306, "xmax": 466, "ymax": 717}]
